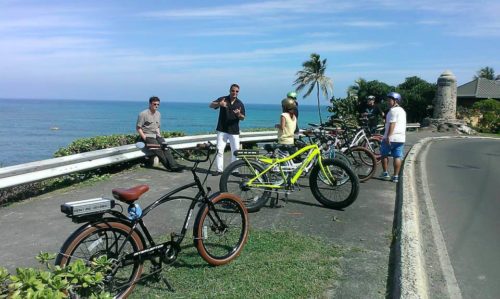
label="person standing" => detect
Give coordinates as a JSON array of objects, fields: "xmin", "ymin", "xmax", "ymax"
[
  {"xmin": 361, "ymin": 95, "xmax": 384, "ymax": 134},
  {"xmin": 136, "ymin": 96, "xmax": 183, "ymax": 172},
  {"xmin": 380, "ymin": 92, "xmax": 406, "ymax": 183},
  {"xmin": 286, "ymin": 91, "xmax": 300, "ymax": 134},
  {"xmin": 209, "ymin": 84, "xmax": 246, "ymax": 176},
  {"xmin": 275, "ymin": 98, "xmax": 297, "ymax": 149}
]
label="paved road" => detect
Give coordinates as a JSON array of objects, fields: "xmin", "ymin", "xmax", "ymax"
[
  {"xmin": 0, "ymin": 130, "xmax": 454, "ymax": 298},
  {"xmin": 416, "ymin": 137, "xmax": 500, "ymax": 299}
]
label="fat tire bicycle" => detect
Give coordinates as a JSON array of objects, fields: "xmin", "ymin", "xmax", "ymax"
[
  {"xmin": 55, "ymin": 142, "xmax": 249, "ymax": 298},
  {"xmin": 219, "ymin": 142, "xmax": 359, "ymax": 213}
]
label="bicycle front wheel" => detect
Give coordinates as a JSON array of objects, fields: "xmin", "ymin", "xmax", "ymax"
[
  {"xmin": 194, "ymin": 193, "xmax": 249, "ymax": 266},
  {"xmin": 219, "ymin": 159, "xmax": 271, "ymax": 213},
  {"xmin": 310, "ymin": 159, "xmax": 360, "ymax": 209},
  {"xmin": 56, "ymin": 220, "xmax": 145, "ymax": 298},
  {"xmin": 361, "ymin": 137, "xmax": 382, "ymax": 163},
  {"xmin": 345, "ymin": 146, "xmax": 377, "ymax": 182}
]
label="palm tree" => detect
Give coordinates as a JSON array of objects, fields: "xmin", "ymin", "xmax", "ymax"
[
  {"xmin": 347, "ymin": 78, "xmax": 368, "ymax": 100},
  {"xmin": 293, "ymin": 53, "xmax": 333, "ymax": 124},
  {"xmin": 474, "ymin": 67, "xmax": 496, "ymax": 80}
]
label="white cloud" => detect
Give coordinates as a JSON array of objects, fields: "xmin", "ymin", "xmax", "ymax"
[
  {"xmin": 341, "ymin": 21, "xmax": 394, "ymax": 28},
  {"xmin": 416, "ymin": 20, "xmax": 441, "ymax": 26},
  {"xmin": 141, "ymin": 0, "xmax": 354, "ymax": 18},
  {"xmin": 115, "ymin": 41, "xmax": 388, "ymax": 67},
  {"xmin": 185, "ymin": 28, "xmax": 266, "ymax": 37},
  {"xmin": 0, "ymin": 37, "xmax": 108, "ymax": 53},
  {"xmin": 0, "ymin": 15, "xmax": 98, "ymax": 32}
]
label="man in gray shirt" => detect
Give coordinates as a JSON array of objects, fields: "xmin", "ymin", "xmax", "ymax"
[{"xmin": 136, "ymin": 96, "xmax": 183, "ymax": 172}]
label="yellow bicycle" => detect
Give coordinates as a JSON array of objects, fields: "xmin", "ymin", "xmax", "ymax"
[{"xmin": 219, "ymin": 142, "xmax": 359, "ymax": 212}]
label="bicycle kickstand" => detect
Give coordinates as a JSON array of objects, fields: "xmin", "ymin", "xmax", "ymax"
[
  {"xmin": 147, "ymin": 264, "xmax": 175, "ymax": 292},
  {"xmin": 271, "ymin": 193, "xmax": 282, "ymax": 208},
  {"xmin": 162, "ymin": 276, "xmax": 175, "ymax": 292}
]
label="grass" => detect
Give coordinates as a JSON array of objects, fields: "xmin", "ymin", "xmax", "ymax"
[
  {"xmin": 130, "ymin": 229, "xmax": 344, "ymax": 299},
  {"xmin": 478, "ymin": 132, "xmax": 500, "ymax": 138}
]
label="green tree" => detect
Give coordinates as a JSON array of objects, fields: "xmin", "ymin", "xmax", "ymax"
[
  {"xmin": 348, "ymin": 78, "xmax": 393, "ymax": 103},
  {"xmin": 328, "ymin": 96, "xmax": 358, "ymax": 122},
  {"xmin": 397, "ymin": 76, "xmax": 436, "ymax": 122},
  {"xmin": 293, "ymin": 53, "xmax": 333, "ymax": 124},
  {"xmin": 473, "ymin": 66, "xmax": 497, "ymax": 80}
]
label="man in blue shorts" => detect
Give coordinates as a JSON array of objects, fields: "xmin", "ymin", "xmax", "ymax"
[{"xmin": 380, "ymin": 92, "xmax": 406, "ymax": 183}]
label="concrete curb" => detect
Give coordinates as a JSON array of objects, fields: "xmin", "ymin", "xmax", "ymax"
[
  {"xmin": 395, "ymin": 135, "xmax": 498, "ymax": 298},
  {"xmin": 395, "ymin": 136, "xmax": 431, "ymax": 299}
]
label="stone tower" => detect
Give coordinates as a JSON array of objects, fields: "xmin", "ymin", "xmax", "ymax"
[{"xmin": 433, "ymin": 70, "xmax": 457, "ymax": 120}]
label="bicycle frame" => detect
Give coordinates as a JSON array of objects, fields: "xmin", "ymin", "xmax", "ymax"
[
  {"xmin": 131, "ymin": 180, "xmax": 208, "ymax": 255},
  {"xmin": 240, "ymin": 143, "xmax": 335, "ymax": 189},
  {"xmin": 348, "ymin": 128, "xmax": 371, "ymax": 149}
]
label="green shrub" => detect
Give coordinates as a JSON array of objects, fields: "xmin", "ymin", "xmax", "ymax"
[
  {"xmin": 472, "ymin": 99, "xmax": 500, "ymax": 133},
  {"xmin": 0, "ymin": 252, "xmax": 112, "ymax": 299}
]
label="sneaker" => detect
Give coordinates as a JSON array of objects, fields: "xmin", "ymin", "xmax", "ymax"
[
  {"xmin": 379, "ymin": 172, "xmax": 391, "ymax": 181},
  {"xmin": 171, "ymin": 165, "xmax": 186, "ymax": 172},
  {"xmin": 212, "ymin": 171, "xmax": 222, "ymax": 176},
  {"xmin": 392, "ymin": 176, "xmax": 399, "ymax": 183}
]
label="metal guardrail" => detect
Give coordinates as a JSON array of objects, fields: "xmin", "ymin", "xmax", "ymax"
[
  {"xmin": 406, "ymin": 123, "xmax": 421, "ymax": 131},
  {"xmin": 0, "ymin": 131, "xmax": 278, "ymax": 189}
]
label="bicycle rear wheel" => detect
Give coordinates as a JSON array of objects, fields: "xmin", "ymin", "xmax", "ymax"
[
  {"xmin": 345, "ymin": 146, "xmax": 377, "ymax": 182},
  {"xmin": 219, "ymin": 159, "xmax": 271, "ymax": 213},
  {"xmin": 309, "ymin": 159, "xmax": 359, "ymax": 209},
  {"xmin": 194, "ymin": 193, "xmax": 249, "ymax": 266},
  {"xmin": 56, "ymin": 220, "xmax": 145, "ymax": 298}
]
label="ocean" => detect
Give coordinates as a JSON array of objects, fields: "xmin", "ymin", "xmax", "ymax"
[{"xmin": 0, "ymin": 99, "xmax": 329, "ymax": 167}]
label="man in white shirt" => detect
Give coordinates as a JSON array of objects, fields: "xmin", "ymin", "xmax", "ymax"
[{"xmin": 380, "ymin": 92, "xmax": 406, "ymax": 183}]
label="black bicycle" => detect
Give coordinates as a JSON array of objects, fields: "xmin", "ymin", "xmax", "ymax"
[{"xmin": 55, "ymin": 142, "xmax": 249, "ymax": 298}]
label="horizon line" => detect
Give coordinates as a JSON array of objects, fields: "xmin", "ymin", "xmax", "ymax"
[{"xmin": 0, "ymin": 97, "xmax": 330, "ymax": 106}]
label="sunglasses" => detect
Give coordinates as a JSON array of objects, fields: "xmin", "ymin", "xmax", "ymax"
[{"xmin": 230, "ymin": 90, "xmax": 239, "ymax": 93}]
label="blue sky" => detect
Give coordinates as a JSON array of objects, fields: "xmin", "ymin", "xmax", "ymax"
[{"xmin": 1, "ymin": 0, "xmax": 499, "ymax": 105}]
